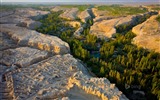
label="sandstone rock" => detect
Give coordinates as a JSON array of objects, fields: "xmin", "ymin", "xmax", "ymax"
[
  {"xmin": 0, "ymin": 10, "xmax": 14, "ymax": 18},
  {"xmin": 90, "ymin": 12, "xmax": 157, "ymax": 39},
  {"xmin": 0, "ymin": 24, "xmax": 70, "ymax": 54},
  {"xmin": 0, "ymin": 47, "xmax": 49, "ymax": 67},
  {"xmin": 93, "ymin": 16, "xmax": 116, "ymax": 22},
  {"xmin": 0, "ymin": 54, "xmax": 128, "ymax": 100},
  {"xmin": 92, "ymin": 8, "xmax": 107, "ymax": 17},
  {"xmin": 51, "ymin": 6, "xmax": 67, "ymax": 12},
  {"xmin": 15, "ymin": 8, "xmax": 49, "ymax": 18},
  {"xmin": 78, "ymin": 9, "xmax": 91, "ymax": 23},
  {"xmin": 60, "ymin": 8, "xmax": 79, "ymax": 20},
  {"xmin": 132, "ymin": 15, "xmax": 160, "ymax": 53},
  {"xmin": 0, "ymin": 32, "xmax": 17, "ymax": 50},
  {"xmin": 0, "ymin": 8, "xmax": 49, "ymax": 29}
]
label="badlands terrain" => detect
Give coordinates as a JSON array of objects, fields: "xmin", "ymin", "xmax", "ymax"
[
  {"xmin": 0, "ymin": 4, "xmax": 160, "ymax": 100},
  {"xmin": 0, "ymin": 7, "xmax": 127, "ymax": 100}
]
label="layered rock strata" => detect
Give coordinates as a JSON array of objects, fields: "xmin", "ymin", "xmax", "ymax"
[
  {"xmin": 59, "ymin": 8, "xmax": 79, "ymax": 20},
  {"xmin": 132, "ymin": 15, "xmax": 160, "ymax": 53},
  {"xmin": 0, "ymin": 24, "xmax": 70, "ymax": 54},
  {"xmin": 90, "ymin": 11, "xmax": 157, "ymax": 39},
  {"xmin": 0, "ymin": 8, "xmax": 49, "ymax": 29},
  {"xmin": 78, "ymin": 9, "xmax": 92, "ymax": 23}
]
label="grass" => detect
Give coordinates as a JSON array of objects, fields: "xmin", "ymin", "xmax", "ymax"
[
  {"xmin": 97, "ymin": 5, "xmax": 148, "ymax": 16},
  {"xmin": 61, "ymin": 5, "xmax": 90, "ymax": 11},
  {"xmin": 0, "ymin": 5, "xmax": 26, "ymax": 11},
  {"xmin": 0, "ymin": 4, "xmax": 50, "ymax": 12}
]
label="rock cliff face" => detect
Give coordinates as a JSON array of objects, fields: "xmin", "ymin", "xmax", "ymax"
[
  {"xmin": 92, "ymin": 8, "xmax": 107, "ymax": 17},
  {"xmin": 0, "ymin": 24, "xmax": 70, "ymax": 54},
  {"xmin": 90, "ymin": 12, "xmax": 157, "ymax": 39},
  {"xmin": 59, "ymin": 8, "xmax": 79, "ymax": 20},
  {"xmin": 78, "ymin": 9, "xmax": 92, "ymax": 23},
  {"xmin": 0, "ymin": 8, "xmax": 128, "ymax": 100},
  {"xmin": 132, "ymin": 15, "xmax": 160, "ymax": 53}
]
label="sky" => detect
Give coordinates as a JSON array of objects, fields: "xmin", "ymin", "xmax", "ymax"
[{"xmin": 2, "ymin": 0, "xmax": 159, "ymax": 2}]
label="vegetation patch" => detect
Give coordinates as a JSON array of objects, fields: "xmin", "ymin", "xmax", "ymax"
[
  {"xmin": 0, "ymin": 4, "xmax": 50, "ymax": 11},
  {"xmin": 61, "ymin": 5, "xmax": 91, "ymax": 11},
  {"xmin": 97, "ymin": 5, "xmax": 148, "ymax": 16}
]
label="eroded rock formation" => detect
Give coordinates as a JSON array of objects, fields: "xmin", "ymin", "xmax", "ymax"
[
  {"xmin": 78, "ymin": 9, "xmax": 92, "ymax": 23},
  {"xmin": 59, "ymin": 8, "xmax": 79, "ymax": 20},
  {"xmin": 0, "ymin": 24, "xmax": 70, "ymax": 54},
  {"xmin": 90, "ymin": 11, "xmax": 157, "ymax": 39},
  {"xmin": 132, "ymin": 15, "xmax": 160, "ymax": 53},
  {"xmin": 0, "ymin": 8, "xmax": 49, "ymax": 29},
  {"xmin": 0, "ymin": 8, "xmax": 128, "ymax": 100}
]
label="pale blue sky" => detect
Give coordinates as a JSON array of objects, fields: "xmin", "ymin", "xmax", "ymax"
[{"xmin": 2, "ymin": 0, "xmax": 159, "ymax": 2}]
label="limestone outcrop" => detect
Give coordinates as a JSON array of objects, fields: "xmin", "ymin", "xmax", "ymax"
[
  {"xmin": 0, "ymin": 54, "xmax": 128, "ymax": 100},
  {"xmin": 132, "ymin": 15, "xmax": 160, "ymax": 53},
  {"xmin": 90, "ymin": 12, "xmax": 157, "ymax": 39},
  {"xmin": 51, "ymin": 6, "xmax": 67, "ymax": 12},
  {"xmin": 59, "ymin": 8, "xmax": 79, "ymax": 20},
  {"xmin": 0, "ymin": 32, "xmax": 17, "ymax": 50},
  {"xmin": 0, "ymin": 10, "xmax": 14, "ymax": 17},
  {"xmin": 90, "ymin": 15, "xmax": 133, "ymax": 38},
  {"xmin": 0, "ymin": 47, "xmax": 49, "ymax": 67},
  {"xmin": 93, "ymin": 16, "xmax": 116, "ymax": 22},
  {"xmin": 92, "ymin": 8, "xmax": 107, "ymax": 17},
  {"xmin": 0, "ymin": 8, "xmax": 49, "ymax": 29},
  {"xmin": 0, "ymin": 24, "xmax": 70, "ymax": 54},
  {"xmin": 78, "ymin": 9, "xmax": 92, "ymax": 23}
]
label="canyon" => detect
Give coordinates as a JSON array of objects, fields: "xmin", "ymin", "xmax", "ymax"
[{"xmin": 0, "ymin": 8, "xmax": 128, "ymax": 100}]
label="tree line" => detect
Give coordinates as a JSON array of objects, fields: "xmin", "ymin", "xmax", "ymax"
[{"xmin": 36, "ymin": 11, "xmax": 160, "ymax": 100}]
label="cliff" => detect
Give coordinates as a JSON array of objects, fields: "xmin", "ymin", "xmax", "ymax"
[{"xmin": 132, "ymin": 15, "xmax": 160, "ymax": 53}]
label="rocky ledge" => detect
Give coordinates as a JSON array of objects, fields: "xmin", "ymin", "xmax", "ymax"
[
  {"xmin": 0, "ymin": 8, "xmax": 49, "ymax": 29},
  {"xmin": 90, "ymin": 11, "xmax": 157, "ymax": 39},
  {"xmin": 132, "ymin": 14, "xmax": 160, "ymax": 53},
  {"xmin": 0, "ymin": 8, "xmax": 128, "ymax": 100}
]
